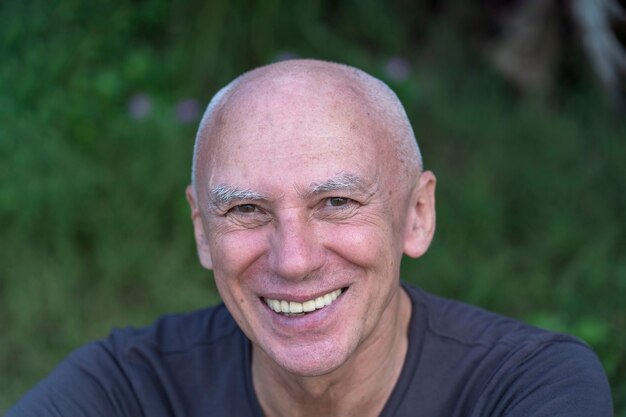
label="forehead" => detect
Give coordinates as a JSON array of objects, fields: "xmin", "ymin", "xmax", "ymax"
[{"xmin": 201, "ymin": 74, "xmax": 397, "ymax": 191}]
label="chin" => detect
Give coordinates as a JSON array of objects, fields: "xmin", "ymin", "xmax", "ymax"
[{"xmin": 265, "ymin": 338, "xmax": 355, "ymax": 377}]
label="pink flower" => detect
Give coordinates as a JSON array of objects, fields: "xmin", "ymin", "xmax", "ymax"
[
  {"xmin": 127, "ymin": 93, "xmax": 152, "ymax": 119},
  {"xmin": 175, "ymin": 99, "xmax": 201, "ymax": 123},
  {"xmin": 384, "ymin": 57, "xmax": 411, "ymax": 81}
]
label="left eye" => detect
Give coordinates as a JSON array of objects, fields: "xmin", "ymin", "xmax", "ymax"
[
  {"xmin": 326, "ymin": 197, "xmax": 350, "ymax": 207},
  {"xmin": 230, "ymin": 204, "xmax": 258, "ymax": 214}
]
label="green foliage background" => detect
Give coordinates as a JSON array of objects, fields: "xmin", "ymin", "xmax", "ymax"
[{"xmin": 1, "ymin": 0, "xmax": 625, "ymax": 414}]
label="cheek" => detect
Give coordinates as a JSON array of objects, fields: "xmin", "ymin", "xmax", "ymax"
[
  {"xmin": 323, "ymin": 220, "xmax": 398, "ymax": 272},
  {"xmin": 208, "ymin": 230, "xmax": 269, "ymax": 332},
  {"xmin": 209, "ymin": 229, "xmax": 269, "ymax": 283}
]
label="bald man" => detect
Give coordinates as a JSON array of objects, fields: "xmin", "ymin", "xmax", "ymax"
[{"xmin": 8, "ymin": 60, "xmax": 612, "ymax": 417}]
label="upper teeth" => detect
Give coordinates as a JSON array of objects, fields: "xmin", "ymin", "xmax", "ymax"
[{"xmin": 265, "ymin": 289, "xmax": 343, "ymax": 314}]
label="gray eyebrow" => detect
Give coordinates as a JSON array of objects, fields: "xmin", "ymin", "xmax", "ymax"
[
  {"xmin": 207, "ymin": 173, "xmax": 375, "ymax": 212},
  {"xmin": 207, "ymin": 185, "xmax": 267, "ymax": 211},
  {"xmin": 306, "ymin": 173, "xmax": 374, "ymax": 196}
]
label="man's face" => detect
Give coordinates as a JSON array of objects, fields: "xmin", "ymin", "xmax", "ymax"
[{"xmin": 192, "ymin": 77, "xmax": 419, "ymax": 376}]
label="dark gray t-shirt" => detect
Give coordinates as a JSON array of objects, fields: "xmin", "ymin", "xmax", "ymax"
[{"xmin": 7, "ymin": 283, "xmax": 613, "ymax": 416}]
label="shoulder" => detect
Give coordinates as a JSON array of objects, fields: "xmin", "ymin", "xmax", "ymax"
[
  {"xmin": 404, "ymin": 283, "xmax": 578, "ymax": 348},
  {"xmin": 6, "ymin": 303, "xmax": 250, "ymax": 417},
  {"xmin": 401, "ymin": 283, "xmax": 613, "ymax": 416},
  {"xmin": 477, "ymin": 338, "xmax": 613, "ymax": 416},
  {"xmin": 106, "ymin": 302, "xmax": 241, "ymax": 358}
]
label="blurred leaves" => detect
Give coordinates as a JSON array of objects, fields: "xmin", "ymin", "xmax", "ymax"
[{"xmin": 1, "ymin": 0, "xmax": 625, "ymax": 414}]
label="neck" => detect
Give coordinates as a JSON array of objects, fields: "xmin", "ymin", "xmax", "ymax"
[{"xmin": 252, "ymin": 286, "xmax": 412, "ymax": 417}]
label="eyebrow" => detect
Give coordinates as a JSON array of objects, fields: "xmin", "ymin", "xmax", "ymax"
[
  {"xmin": 206, "ymin": 172, "xmax": 376, "ymax": 211},
  {"xmin": 207, "ymin": 185, "xmax": 267, "ymax": 211},
  {"xmin": 304, "ymin": 172, "xmax": 375, "ymax": 197}
]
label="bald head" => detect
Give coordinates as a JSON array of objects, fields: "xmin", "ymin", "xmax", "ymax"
[{"xmin": 191, "ymin": 59, "xmax": 423, "ymax": 194}]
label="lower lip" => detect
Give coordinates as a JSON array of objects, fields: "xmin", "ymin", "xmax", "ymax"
[{"xmin": 261, "ymin": 289, "xmax": 347, "ymax": 332}]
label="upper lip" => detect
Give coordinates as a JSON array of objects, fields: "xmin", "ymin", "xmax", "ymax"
[{"xmin": 260, "ymin": 286, "xmax": 347, "ymax": 303}]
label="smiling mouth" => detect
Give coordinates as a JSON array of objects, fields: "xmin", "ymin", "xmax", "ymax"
[{"xmin": 263, "ymin": 288, "xmax": 346, "ymax": 317}]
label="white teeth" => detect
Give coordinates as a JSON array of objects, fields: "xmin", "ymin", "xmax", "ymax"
[
  {"xmin": 265, "ymin": 288, "xmax": 344, "ymax": 316},
  {"xmin": 289, "ymin": 301, "xmax": 303, "ymax": 314},
  {"xmin": 323, "ymin": 293, "xmax": 332, "ymax": 306},
  {"xmin": 302, "ymin": 300, "xmax": 316, "ymax": 312}
]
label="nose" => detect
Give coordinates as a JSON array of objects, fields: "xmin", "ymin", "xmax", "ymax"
[{"xmin": 269, "ymin": 210, "xmax": 323, "ymax": 281}]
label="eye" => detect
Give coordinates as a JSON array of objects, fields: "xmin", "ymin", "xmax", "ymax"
[
  {"xmin": 326, "ymin": 197, "xmax": 351, "ymax": 207},
  {"xmin": 229, "ymin": 204, "xmax": 258, "ymax": 214},
  {"xmin": 223, "ymin": 203, "xmax": 271, "ymax": 228},
  {"xmin": 317, "ymin": 196, "xmax": 360, "ymax": 220}
]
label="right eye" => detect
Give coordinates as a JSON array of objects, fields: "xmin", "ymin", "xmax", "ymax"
[{"xmin": 224, "ymin": 203, "xmax": 272, "ymax": 229}]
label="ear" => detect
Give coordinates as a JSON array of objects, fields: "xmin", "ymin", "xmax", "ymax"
[
  {"xmin": 186, "ymin": 185, "xmax": 214, "ymax": 270},
  {"xmin": 403, "ymin": 171, "xmax": 436, "ymax": 258}
]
